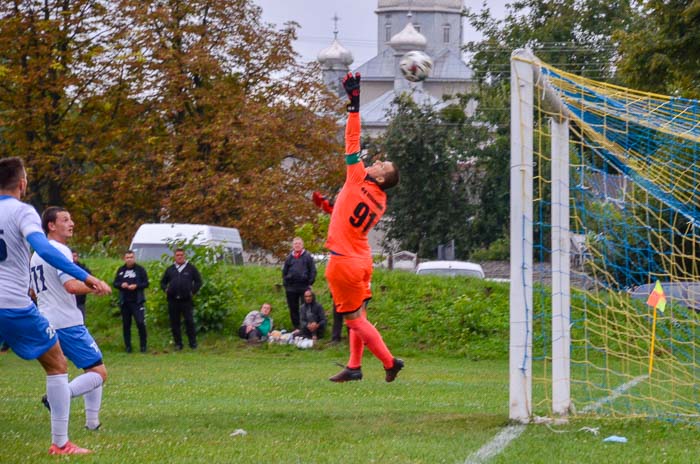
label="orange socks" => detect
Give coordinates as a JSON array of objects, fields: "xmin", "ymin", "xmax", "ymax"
[
  {"xmin": 347, "ymin": 324, "xmax": 364, "ymax": 369},
  {"xmin": 345, "ymin": 314, "xmax": 393, "ymax": 368}
]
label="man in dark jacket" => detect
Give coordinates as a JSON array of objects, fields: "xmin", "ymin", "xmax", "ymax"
[
  {"xmin": 299, "ymin": 289, "xmax": 327, "ymax": 340},
  {"xmin": 281, "ymin": 237, "xmax": 316, "ymax": 330},
  {"xmin": 113, "ymin": 250, "xmax": 149, "ymax": 353},
  {"xmin": 160, "ymin": 248, "xmax": 202, "ymax": 350}
]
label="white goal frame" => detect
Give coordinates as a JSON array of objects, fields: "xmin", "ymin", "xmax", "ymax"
[{"xmin": 509, "ymin": 49, "xmax": 572, "ymax": 422}]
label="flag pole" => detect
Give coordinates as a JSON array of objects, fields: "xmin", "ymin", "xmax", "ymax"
[{"xmin": 648, "ymin": 307, "xmax": 658, "ymax": 375}]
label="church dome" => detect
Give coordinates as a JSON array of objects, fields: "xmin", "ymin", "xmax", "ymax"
[
  {"xmin": 388, "ymin": 22, "xmax": 427, "ymax": 52},
  {"xmin": 317, "ymin": 39, "xmax": 354, "ymax": 67},
  {"xmin": 377, "ymin": 0, "xmax": 463, "ymax": 13}
]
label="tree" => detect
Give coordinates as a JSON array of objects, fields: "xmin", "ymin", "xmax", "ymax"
[
  {"xmin": 615, "ymin": 0, "xmax": 700, "ymax": 97},
  {"xmin": 0, "ymin": 0, "xmax": 122, "ymax": 208},
  {"xmin": 458, "ymin": 0, "xmax": 637, "ymax": 255},
  {"xmin": 115, "ymin": 0, "xmax": 344, "ymax": 256},
  {"xmin": 1, "ymin": 1, "xmax": 345, "ymax": 255},
  {"xmin": 380, "ymin": 95, "xmax": 489, "ymax": 259}
]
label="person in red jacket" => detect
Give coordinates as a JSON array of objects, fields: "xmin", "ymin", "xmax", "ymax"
[{"xmin": 325, "ymin": 72, "xmax": 403, "ymax": 383}]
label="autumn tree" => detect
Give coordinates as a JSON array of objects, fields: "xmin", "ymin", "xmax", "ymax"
[
  {"xmin": 1, "ymin": 0, "xmax": 344, "ymax": 255},
  {"xmin": 115, "ymin": 0, "xmax": 343, "ymax": 257},
  {"xmin": 0, "ymin": 1, "xmax": 122, "ymax": 210}
]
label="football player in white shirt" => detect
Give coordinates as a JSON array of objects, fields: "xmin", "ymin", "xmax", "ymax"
[
  {"xmin": 0, "ymin": 157, "xmax": 111, "ymax": 455},
  {"xmin": 30, "ymin": 206, "xmax": 108, "ymax": 435}
]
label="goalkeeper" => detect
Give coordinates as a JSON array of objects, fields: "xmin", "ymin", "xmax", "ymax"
[{"xmin": 325, "ymin": 72, "xmax": 403, "ymax": 383}]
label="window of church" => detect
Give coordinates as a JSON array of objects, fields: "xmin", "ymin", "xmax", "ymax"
[
  {"xmin": 414, "ymin": 24, "xmax": 421, "ymax": 33},
  {"xmin": 385, "ymin": 23, "xmax": 391, "ymax": 42},
  {"xmin": 443, "ymin": 24, "xmax": 451, "ymax": 43}
]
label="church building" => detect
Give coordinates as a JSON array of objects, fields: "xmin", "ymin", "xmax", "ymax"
[{"xmin": 317, "ymin": 0, "xmax": 474, "ymax": 137}]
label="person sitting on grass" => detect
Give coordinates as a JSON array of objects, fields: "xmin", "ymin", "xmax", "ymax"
[
  {"xmin": 298, "ymin": 290, "xmax": 327, "ymax": 341},
  {"xmin": 238, "ymin": 303, "xmax": 273, "ymax": 343}
]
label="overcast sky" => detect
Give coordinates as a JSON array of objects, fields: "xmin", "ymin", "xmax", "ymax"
[{"xmin": 253, "ymin": 0, "xmax": 509, "ymax": 67}]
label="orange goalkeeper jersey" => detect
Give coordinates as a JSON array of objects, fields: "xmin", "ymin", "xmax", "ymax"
[{"xmin": 324, "ymin": 112, "xmax": 387, "ymax": 258}]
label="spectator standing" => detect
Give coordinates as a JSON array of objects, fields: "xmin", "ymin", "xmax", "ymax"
[
  {"xmin": 72, "ymin": 251, "xmax": 91, "ymax": 322},
  {"xmin": 238, "ymin": 303, "xmax": 273, "ymax": 343},
  {"xmin": 160, "ymin": 248, "xmax": 202, "ymax": 350},
  {"xmin": 113, "ymin": 250, "xmax": 149, "ymax": 353},
  {"xmin": 299, "ymin": 290, "xmax": 327, "ymax": 340},
  {"xmin": 282, "ymin": 237, "xmax": 316, "ymax": 330}
]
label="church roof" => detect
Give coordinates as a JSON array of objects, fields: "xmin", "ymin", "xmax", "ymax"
[
  {"xmin": 388, "ymin": 22, "xmax": 427, "ymax": 52},
  {"xmin": 317, "ymin": 39, "xmax": 353, "ymax": 67},
  {"xmin": 354, "ymin": 48, "xmax": 472, "ymax": 81},
  {"xmin": 352, "ymin": 49, "xmax": 395, "ymax": 80},
  {"xmin": 362, "ymin": 88, "xmax": 445, "ymax": 127},
  {"xmin": 430, "ymin": 48, "xmax": 473, "ymax": 81}
]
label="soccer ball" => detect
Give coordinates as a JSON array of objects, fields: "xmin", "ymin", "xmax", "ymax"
[{"xmin": 399, "ymin": 51, "xmax": 433, "ymax": 82}]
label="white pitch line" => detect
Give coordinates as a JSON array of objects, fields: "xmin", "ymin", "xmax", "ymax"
[
  {"xmin": 463, "ymin": 424, "xmax": 526, "ymax": 464},
  {"xmin": 581, "ymin": 374, "xmax": 647, "ymax": 413},
  {"xmin": 463, "ymin": 374, "xmax": 647, "ymax": 463}
]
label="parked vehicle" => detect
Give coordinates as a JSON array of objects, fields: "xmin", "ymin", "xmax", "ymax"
[
  {"xmin": 415, "ymin": 260, "xmax": 485, "ymax": 278},
  {"xmin": 129, "ymin": 223, "xmax": 244, "ymax": 264}
]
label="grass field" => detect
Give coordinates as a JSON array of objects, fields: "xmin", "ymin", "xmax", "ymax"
[
  {"xmin": 1, "ymin": 346, "xmax": 698, "ymax": 463},
  {"xmin": 2, "ymin": 262, "xmax": 699, "ymax": 462}
]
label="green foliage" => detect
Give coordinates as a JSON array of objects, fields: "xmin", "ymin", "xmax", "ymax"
[
  {"xmin": 470, "ymin": 237, "xmax": 510, "ymax": 261},
  {"xmin": 464, "ymin": 0, "xmax": 631, "ymax": 85},
  {"xmin": 294, "ymin": 213, "xmax": 330, "ymax": 255},
  {"xmin": 380, "ymin": 94, "xmax": 493, "ymax": 259},
  {"xmin": 82, "ymin": 256, "xmax": 510, "ymax": 359},
  {"xmin": 616, "ymin": 1, "xmax": 700, "ymax": 98}
]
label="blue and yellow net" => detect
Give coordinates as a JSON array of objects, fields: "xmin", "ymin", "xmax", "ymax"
[{"xmin": 525, "ymin": 58, "xmax": 700, "ymax": 423}]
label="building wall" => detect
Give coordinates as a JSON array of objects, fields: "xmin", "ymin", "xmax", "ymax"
[{"xmin": 377, "ymin": 11, "xmax": 462, "ymax": 57}]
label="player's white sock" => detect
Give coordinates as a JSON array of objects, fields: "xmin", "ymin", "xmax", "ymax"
[
  {"xmin": 46, "ymin": 374, "xmax": 70, "ymax": 447},
  {"xmin": 84, "ymin": 385, "xmax": 102, "ymax": 429},
  {"xmin": 68, "ymin": 371, "xmax": 103, "ymax": 397}
]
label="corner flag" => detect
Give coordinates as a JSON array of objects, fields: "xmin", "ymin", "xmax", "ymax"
[{"xmin": 646, "ymin": 280, "xmax": 666, "ymax": 313}]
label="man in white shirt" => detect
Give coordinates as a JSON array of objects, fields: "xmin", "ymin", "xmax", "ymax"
[
  {"xmin": 0, "ymin": 156, "xmax": 111, "ymax": 455},
  {"xmin": 30, "ymin": 206, "xmax": 108, "ymax": 435}
]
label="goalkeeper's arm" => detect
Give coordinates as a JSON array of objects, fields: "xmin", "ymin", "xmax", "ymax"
[
  {"xmin": 312, "ymin": 191, "xmax": 334, "ymax": 214},
  {"xmin": 342, "ymin": 72, "xmax": 361, "ymax": 165}
]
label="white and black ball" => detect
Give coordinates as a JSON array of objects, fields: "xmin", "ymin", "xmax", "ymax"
[{"xmin": 399, "ymin": 51, "xmax": 433, "ymax": 82}]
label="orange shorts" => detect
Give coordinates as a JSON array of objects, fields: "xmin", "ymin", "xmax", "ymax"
[{"xmin": 325, "ymin": 254, "xmax": 373, "ymax": 314}]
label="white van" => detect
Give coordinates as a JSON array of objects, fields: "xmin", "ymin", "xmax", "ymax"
[
  {"xmin": 129, "ymin": 223, "xmax": 244, "ymax": 264},
  {"xmin": 415, "ymin": 260, "xmax": 485, "ymax": 278}
]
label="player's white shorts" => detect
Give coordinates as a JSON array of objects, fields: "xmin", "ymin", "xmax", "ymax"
[
  {"xmin": 0, "ymin": 303, "xmax": 57, "ymax": 360},
  {"xmin": 57, "ymin": 325, "xmax": 103, "ymax": 369}
]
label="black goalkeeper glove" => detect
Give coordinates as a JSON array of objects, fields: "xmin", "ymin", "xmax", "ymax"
[{"xmin": 342, "ymin": 72, "xmax": 361, "ymax": 113}]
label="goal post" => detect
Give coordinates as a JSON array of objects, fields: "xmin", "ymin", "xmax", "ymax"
[
  {"xmin": 509, "ymin": 49, "xmax": 572, "ymax": 422},
  {"xmin": 509, "ymin": 51, "xmax": 534, "ymax": 423},
  {"xmin": 509, "ymin": 49, "xmax": 700, "ymax": 424}
]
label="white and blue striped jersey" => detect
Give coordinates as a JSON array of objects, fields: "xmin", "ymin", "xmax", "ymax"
[
  {"xmin": 0, "ymin": 196, "xmax": 44, "ymax": 309},
  {"xmin": 30, "ymin": 240, "xmax": 83, "ymax": 330}
]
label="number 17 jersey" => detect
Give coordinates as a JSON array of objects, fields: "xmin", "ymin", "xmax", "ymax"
[
  {"xmin": 325, "ymin": 162, "xmax": 387, "ymax": 259},
  {"xmin": 30, "ymin": 240, "xmax": 83, "ymax": 329}
]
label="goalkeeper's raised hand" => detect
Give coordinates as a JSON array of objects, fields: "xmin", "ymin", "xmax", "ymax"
[{"xmin": 342, "ymin": 72, "xmax": 361, "ymax": 113}]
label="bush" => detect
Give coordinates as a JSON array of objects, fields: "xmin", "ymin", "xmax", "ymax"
[
  {"xmin": 470, "ymin": 237, "xmax": 510, "ymax": 261},
  {"xmin": 82, "ymin": 256, "xmax": 511, "ymax": 358}
]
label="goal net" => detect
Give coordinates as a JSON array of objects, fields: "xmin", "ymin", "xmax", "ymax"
[{"xmin": 509, "ymin": 49, "xmax": 700, "ymax": 424}]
